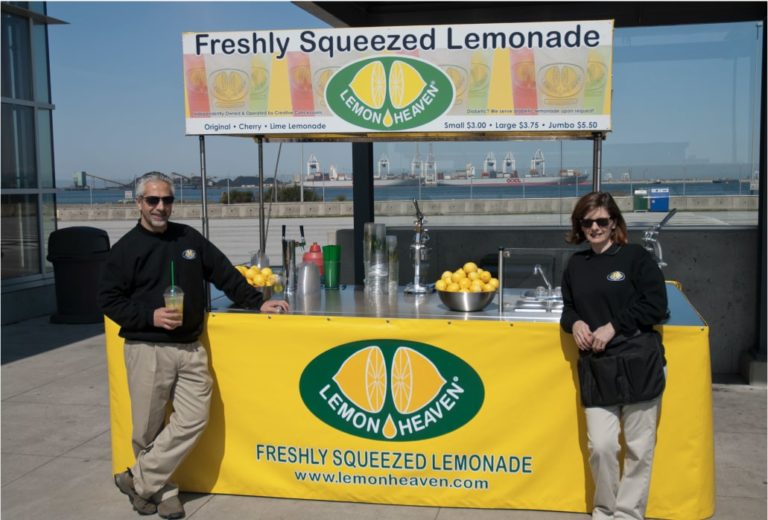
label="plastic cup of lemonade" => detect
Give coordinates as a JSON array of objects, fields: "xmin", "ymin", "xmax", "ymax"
[{"xmin": 163, "ymin": 286, "xmax": 184, "ymax": 317}]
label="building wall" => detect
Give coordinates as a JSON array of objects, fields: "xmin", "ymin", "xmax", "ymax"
[
  {"xmin": 1, "ymin": 3, "xmax": 59, "ymax": 324},
  {"xmin": 338, "ymin": 227, "xmax": 759, "ymax": 376}
]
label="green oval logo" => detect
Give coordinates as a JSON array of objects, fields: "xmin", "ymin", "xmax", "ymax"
[
  {"xmin": 325, "ymin": 56, "xmax": 454, "ymax": 131},
  {"xmin": 300, "ymin": 339, "xmax": 484, "ymax": 441}
]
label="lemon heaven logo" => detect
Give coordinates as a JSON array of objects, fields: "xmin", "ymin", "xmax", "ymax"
[
  {"xmin": 300, "ymin": 340, "xmax": 484, "ymax": 441},
  {"xmin": 325, "ymin": 57, "xmax": 454, "ymax": 131}
]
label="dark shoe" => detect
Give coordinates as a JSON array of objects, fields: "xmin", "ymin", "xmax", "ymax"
[
  {"xmin": 157, "ymin": 495, "xmax": 185, "ymax": 519},
  {"xmin": 114, "ymin": 469, "xmax": 157, "ymax": 515}
]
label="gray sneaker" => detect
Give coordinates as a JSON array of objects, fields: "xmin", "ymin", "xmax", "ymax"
[
  {"xmin": 114, "ymin": 469, "xmax": 157, "ymax": 515},
  {"xmin": 157, "ymin": 495, "xmax": 185, "ymax": 519}
]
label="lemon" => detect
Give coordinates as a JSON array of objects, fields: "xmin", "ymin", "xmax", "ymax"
[
  {"xmin": 468, "ymin": 271, "xmax": 480, "ymax": 281},
  {"xmin": 332, "ymin": 346, "xmax": 386, "ymax": 414},
  {"xmin": 441, "ymin": 270, "xmax": 453, "ymax": 281},
  {"xmin": 470, "ymin": 281, "xmax": 484, "ymax": 292},
  {"xmin": 459, "ymin": 278, "xmax": 472, "ymax": 290},
  {"xmin": 451, "ymin": 269, "xmax": 467, "ymax": 283},
  {"xmin": 479, "ymin": 270, "xmax": 492, "ymax": 283},
  {"xmin": 260, "ymin": 267, "xmax": 273, "ymax": 277},
  {"xmin": 391, "ymin": 347, "xmax": 446, "ymax": 414},
  {"xmin": 463, "ymin": 262, "xmax": 478, "ymax": 273},
  {"xmin": 446, "ymin": 282, "xmax": 460, "ymax": 292},
  {"xmin": 435, "ymin": 279, "xmax": 447, "ymax": 291},
  {"xmin": 349, "ymin": 61, "xmax": 386, "ymax": 109},
  {"xmin": 389, "ymin": 60, "xmax": 427, "ymax": 109},
  {"xmin": 489, "ymin": 277, "xmax": 500, "ymax": 289},
  {"xmin": 253, "ymin": 274, "xmax": 265, "ymax": 287}
]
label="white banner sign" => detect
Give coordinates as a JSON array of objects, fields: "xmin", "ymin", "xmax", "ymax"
[{"xmin": 182, "ymin": 21, "xmax": 614, "ymax": 136}]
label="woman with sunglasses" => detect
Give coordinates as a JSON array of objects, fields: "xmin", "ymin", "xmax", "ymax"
[{"xmin": 561, "ymin": 191, "xmax": 668, "ymax": 520}]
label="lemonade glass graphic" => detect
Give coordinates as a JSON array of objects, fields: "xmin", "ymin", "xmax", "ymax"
[
  {"xmin": 249, "ymin": 62, "xmax": 269, "ymax": 113},
  {"xmin": 184, "ymin": 55, "xmax": 210, "ymax": 116},
  {"xmin": 440, "ymin": 65, "xmax": 468, "ymax": 107},
  {"xmin": 287, "ymin": 53, "xmax": 314, "ymax": 114},
  {"xmin": 467, "ymin": 52, "xmax": 491, "ymax": 110},
  {"xmin": 313, "ymin": 67, "xmax": 338, "ymax": 110}
]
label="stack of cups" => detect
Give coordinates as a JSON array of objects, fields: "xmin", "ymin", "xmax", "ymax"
[
  {"xmin": 322, "ymin": 245, "xmax": 341, "ymax": 289},
  {"xmin": 364, "ymin": 222, "xmax": 388, "ymax": 293},
  {"xmin": 386, "ymin": 235, "xmax": 398, "ymax": 294}
]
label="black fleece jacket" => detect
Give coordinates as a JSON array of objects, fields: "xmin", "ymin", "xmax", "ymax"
[
  {"xmin": 98, "ymin": 221, "xmax": 264, "ymax": 343},
  {"xmin": 560, "ymin": 243, "xmax": 667, "ymax": 337}
]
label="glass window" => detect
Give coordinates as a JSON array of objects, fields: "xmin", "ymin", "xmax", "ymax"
[
  {"xmin": 36, "ymin": 108, "xmax": 53, "ymax": 188},
  {"xmin": 41, "ymin": 192, "xmax": 56, "ymax": 273},
  {"xmin": 1, "ymin": 102, "xmax": 37, "ymax": 189},
  {"xmin": 336, "ymin": 22, "xmax": 762, "ymax": 228},
  {"xmin": 32, "ymin": 20, "xmax": 50, "ymax": 103},
  {"xmin": 1, "ymin": 194, "xmax": 41, "ymax": 279},
  {"xmin": 1, "ymin": 13, "xmax": 33, "ymax": 100}
]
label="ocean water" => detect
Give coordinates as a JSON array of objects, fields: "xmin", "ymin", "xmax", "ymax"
[{"xmin": 57, "ymin": 180, "xmax": 754, "ymax": 205}]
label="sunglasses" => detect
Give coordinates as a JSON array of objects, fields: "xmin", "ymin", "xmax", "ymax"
[
  {"xmin": 580, "ymin": 217, "xmax": 611, "ymax": 228},
  {"xmin": 141, "ymin": 196, "xmax": 175, "ymax": 206}
]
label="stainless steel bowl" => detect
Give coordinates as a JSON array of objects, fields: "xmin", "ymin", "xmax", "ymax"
[{"xmin": 437, "ymin": 290, "xmax": 496, "ymax": 312}]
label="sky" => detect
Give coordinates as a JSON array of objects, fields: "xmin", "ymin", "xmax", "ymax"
[{"xmin": 46, "ymin": 2, "xmax": 762, "ymax": 187}]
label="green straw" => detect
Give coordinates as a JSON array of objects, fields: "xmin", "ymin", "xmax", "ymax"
[{"xmin": 171, "ymin": 260, "xmax": 175, "ymax": 287}]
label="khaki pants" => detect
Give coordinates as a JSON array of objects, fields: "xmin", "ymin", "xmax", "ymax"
[
  {"xmin": 585, "ymin": 397, "xmax": 661, "ymax": 520},
  {"xmin": 124, "ymin": 340, "xmax": 212, "ymax": 501}
]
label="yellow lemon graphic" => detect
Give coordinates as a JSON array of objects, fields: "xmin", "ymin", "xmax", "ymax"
[
  {"xmin": 333, "ymin": 346, "xmax": 386, "ymax": 413},
  {"xmin": 211, "ymin": 70, "xmax": 248, "ymax": 107},
  {"xmin": 391, "ymin": 347, "xmax": 446, "ymax": 414},
  {"xmin": 349, "ymin": 61, "xmax": 386, "ymax": 109},
  {"xmin": 389, "ymin": 60, "xmax": 427, "ymax": 109}
]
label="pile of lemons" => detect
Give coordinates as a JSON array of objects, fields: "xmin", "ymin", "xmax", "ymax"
[
  {"xmin": 235, "ymin": 265, "xmax": 282, "ymax": 292},
  {"xmin": 435, "ymin": 262, "xmax": 499, "ymax": 293}
]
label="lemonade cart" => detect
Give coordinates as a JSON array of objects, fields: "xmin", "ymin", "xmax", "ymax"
[{"xmin": 104, "ymin": 19, "xmax": 713, "ymax": 520}]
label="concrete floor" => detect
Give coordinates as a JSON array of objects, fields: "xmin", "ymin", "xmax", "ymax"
[{"xmin": 1, "ymin": 316, "xmax": 765, "ymax": 519}]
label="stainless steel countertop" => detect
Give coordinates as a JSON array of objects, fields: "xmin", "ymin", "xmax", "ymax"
[
  {"xmin": 211, "ymin": 286, "xmax": 563, "ymax": 322},
  {"xmin": 210, "ymin": 283, "xmax": 703, "ymax": 327}
]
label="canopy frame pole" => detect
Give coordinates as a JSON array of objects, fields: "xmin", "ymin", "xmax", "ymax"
[
  {"xmin": 592, "ymin": 132, "xmax": 603, "ymax": 192},
  {"xmin": 199, "ymin": 135, "xmax": 210, "ymax": 239},
  {"xmin": 256, "ymin": 136, "xmax": 266, "ymax": 255}
]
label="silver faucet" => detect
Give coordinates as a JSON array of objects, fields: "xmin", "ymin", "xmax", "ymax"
[
  {"xmin": 533, "ymin": 264, "xmax": 552, "ymax": 293},
  {"xmin": 642, "ymin": 208, "xmax": 677, "ymax": 269}
]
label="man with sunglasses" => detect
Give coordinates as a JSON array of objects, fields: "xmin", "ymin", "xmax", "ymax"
[{"xmin": 99, "ymin": 172, "xmax": 288, "ymax": 518}]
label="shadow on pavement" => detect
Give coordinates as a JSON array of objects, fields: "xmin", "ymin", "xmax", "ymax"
[{"xmin": 1, "ymin": 315, "xmax": 105, "ymax": 364}]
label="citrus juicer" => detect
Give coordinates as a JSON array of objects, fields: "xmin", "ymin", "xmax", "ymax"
[{"xmin": 404, "ymin": 199, "xmax": 434, "ymax": 294}]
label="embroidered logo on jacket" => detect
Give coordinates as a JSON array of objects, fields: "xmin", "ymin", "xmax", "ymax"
[
  {"xmin": 607, "ymin": 271, "xmax": 625, "ymax": 281},
  {"xmin": 182, "ymin": 249, "xmax": 197, "ymax": 260}
]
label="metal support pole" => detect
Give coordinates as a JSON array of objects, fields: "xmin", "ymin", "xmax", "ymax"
[
  {"xmin": 352, "ymin": 142, "xmax": 374, "ymax": 285},
  {"xmin": 256, "ymin": 137, "xmax": 266, "ymax": 255},
  {"xmin": 199, "ymin": 135, "xmax": 209, "ymax": 239},
  {"xmin": 198, "ymin": 135, "xmax": 211, "ymax": 309},
  {"xmin": 592, "ymin": 132, "xmax": 603, "ymax": 192}
]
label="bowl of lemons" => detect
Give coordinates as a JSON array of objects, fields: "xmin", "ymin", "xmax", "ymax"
[
  {"xmin": 435, "ymin": 262, "xmax": 499, "ymax": 312},
  {"xmin": 235, "ymin": 264, "xmax": 282, "ymax": 300}
]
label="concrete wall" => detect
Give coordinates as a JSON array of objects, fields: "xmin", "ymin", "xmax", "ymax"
[
  {"xmin": 337, "ymin": 227, "xmax": 760, "ymax": 377},
  {"xmin": 56, "ymin": 194, "xmax": 759, "ymax": 221}
]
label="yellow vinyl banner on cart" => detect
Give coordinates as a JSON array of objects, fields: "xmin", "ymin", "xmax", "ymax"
[{"xmin": 106, "ymin": 314, "xmax": 713, "ymax": 519}]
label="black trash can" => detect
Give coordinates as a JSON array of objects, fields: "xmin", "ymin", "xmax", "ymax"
[{"xmin": 47, "ymin": 227, "xmax": 111, "ymax": 324}]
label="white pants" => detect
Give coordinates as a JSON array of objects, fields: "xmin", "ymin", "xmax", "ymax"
[
  {"xmin": 585, "ymin": 397, "xmax": 661, "ymax": 520},
  {"xmin": 124, "ymin": 340, "xmax": 212, "ymax": 502}
]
